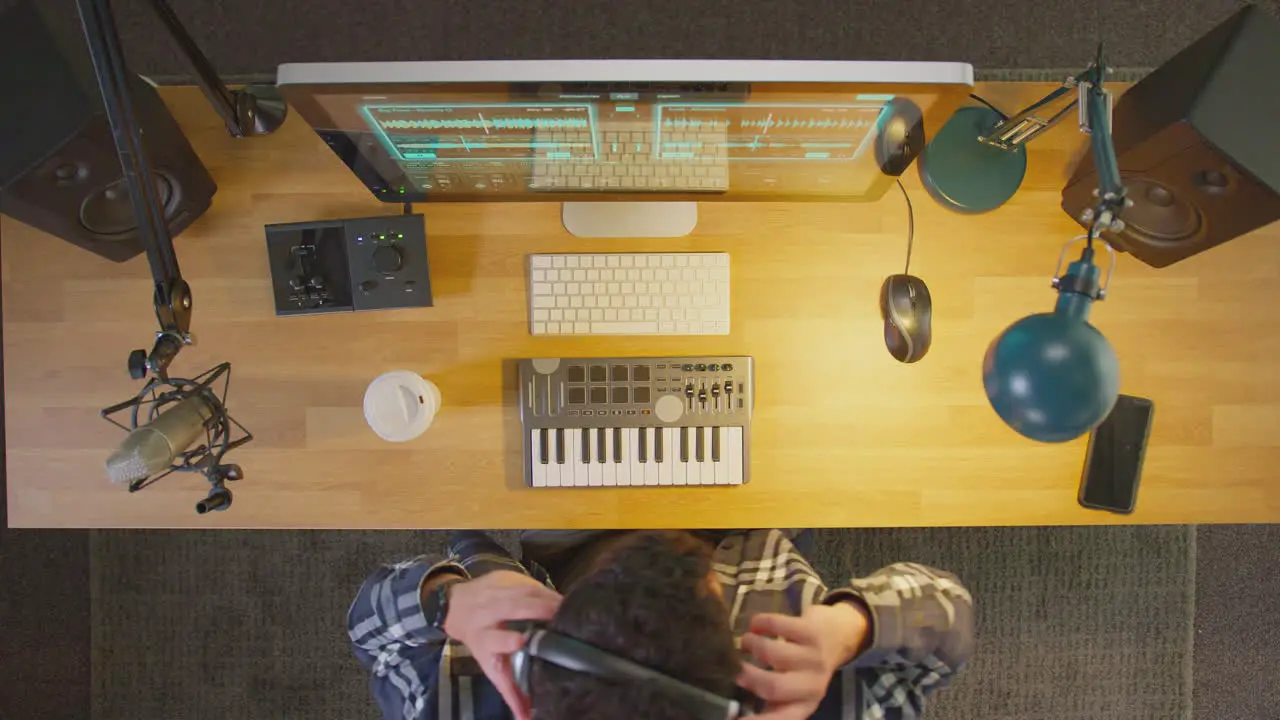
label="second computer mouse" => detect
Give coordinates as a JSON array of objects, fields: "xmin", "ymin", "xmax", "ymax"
[{"xmin": 879, "ymin": 274, "xmax": 932, "ymax": 363}]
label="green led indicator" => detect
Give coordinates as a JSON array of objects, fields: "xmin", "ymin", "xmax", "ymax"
[
  {"xmin": 397, "ymin": 233, "xmax": 404, "ymax": 239},
  {"xmin": 398, "ymin": 187, "xmax": 406, "ymax": 194}
]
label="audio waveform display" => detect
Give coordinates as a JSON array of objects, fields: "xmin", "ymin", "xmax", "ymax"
[
  {"xmin": 361, "ymin": 102, "xmax": 598, "ymax": 162},
  {"xmin": 378, "ymin": 117, "xmax": 589, "ymax": 130},
  {"xmin": 656, "ymin": 102, "xmax": 888, "ymax": 161}
]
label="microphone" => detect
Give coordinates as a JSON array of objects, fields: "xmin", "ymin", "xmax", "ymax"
[
  {"xmin": 106, "ymin": 394, "xmax": 214, "ymax": 484},
  {"xmin": 100, "ymin": 361, "xmax": 252, "ymax": 514}
]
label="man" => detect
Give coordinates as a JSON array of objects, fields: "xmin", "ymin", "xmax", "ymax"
[{"xmin": 349, "ymin": 530, "xmax": 973, "ymax": 720}]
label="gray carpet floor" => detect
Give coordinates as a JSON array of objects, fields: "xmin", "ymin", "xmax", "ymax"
[
  {"xmin": 10, "ymin": 0, "xmax": 1280, "ymax": 82},
  {"xmin": 87, "ymin": 527, "xmax": 1197, "ymax": 720}
]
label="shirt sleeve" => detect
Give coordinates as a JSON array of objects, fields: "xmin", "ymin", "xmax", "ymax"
[
  {"xmin": 347, "ymin": 556, "xmax": 466, "ymax": 720},
  {"xmin": 824, "ymin": 562, "xmax": 975, "ymax": 720}
]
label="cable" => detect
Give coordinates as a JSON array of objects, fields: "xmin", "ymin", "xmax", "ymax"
[
  {"xmin": 897, "ymin": 179, "xmax": 915, "ymax": 275},
  {"xmin": 968, "ymin": 92, "xmax": 1008, "ymax": 121}
]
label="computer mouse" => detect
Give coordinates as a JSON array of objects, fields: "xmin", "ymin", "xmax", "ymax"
[{"xmin": 879, "ymin": 274, "xmax": 932, "ymax": 363}]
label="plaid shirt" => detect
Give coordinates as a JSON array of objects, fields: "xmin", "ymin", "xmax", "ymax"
[{"xmin": 349, "ymin": 530, "xmax": 973, "ymax": 720}]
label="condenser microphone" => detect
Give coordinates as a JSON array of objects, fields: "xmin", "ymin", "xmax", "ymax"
[{"xmin": 105, "ymin": 393, "xmax": 214, "ymax": 484}]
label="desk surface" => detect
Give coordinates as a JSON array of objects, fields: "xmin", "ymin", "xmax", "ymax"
[{"xmin": 5, "ymin": 83, "xmax": 1279, "ymax": 529}]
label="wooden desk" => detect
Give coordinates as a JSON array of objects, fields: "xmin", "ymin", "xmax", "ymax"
[{"xmin": 5, "ymin": 83, "xmax": 1279, "ymax": 529}]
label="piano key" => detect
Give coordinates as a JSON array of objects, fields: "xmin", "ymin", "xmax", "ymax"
[
  {"xmin": 623, "ymin": 429, "xmax": 640, "ymax": 487},
  {"xmin": 581, "ymin": 428, "xmax": 591, "ymax": 463},
  {"xmin": 588, "ymin": 434, "xmax": 603, "ymax": 486},
  {"xmin": 672, "ymin": 430, "xmax": 688, "ymax": 484},
  {"xmin": 726, "ymin": 427, "xmax": 744, "ymax": 485},
  {"xmin": 695, "ymin": 427, "xmax": 705, "ymax": 463},
  {"xmin": 638, "ymin": 427, "xmax": 648, "ymax": 463},
  {"xmin": 539, "ymin": 428, "xmax": 550, "ymax": 465},
  {"xmin": 644, "ymin": 437, "xmax": 660, "ymax": 485},
  {"xmin": 556, "ymin": 428, "xmax": 566, "ymax": 465},
  {"xmin": 547, "ymin": 432, "xmax": 563, "ymax": 488},
  {"xmin": 615, "ymin": 429, "xmax": 631, "ymax": 486},
  {"xmin": 654, "ymin": 428, "xmax": 664, "ymax": 462},
  {"xmin": 602, "ymin": 430, "xmax": 617, "ymax": 486},
  {"xmin": 659, "ymin": 428, "xmax": 674, "ymax": 485},
  {"xmin": 712, "ymin": 427, "xmax": 728, "ymax": 485},
  {"xmin": 564, "ymin": 430, "xmax": 580, "ymax": 487},
  {"xmin": 531, "ymin": 430, "xmax": 547, "ymax": 487},
  {"xmin": 613, "ymin": 428, "xmax": 623, "ymax": 464},
  {"xmin": 680, "ymin": 427, "xmax": 690, "ymax": 462},
  {"xmin": 597, "ymin": 428, "xmax": 607, "ymax": 464}
]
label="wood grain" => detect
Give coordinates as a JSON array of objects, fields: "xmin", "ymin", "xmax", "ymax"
[{"xmin": 4, "ymin": 83, "xmax": 1278, "ymax": 528}]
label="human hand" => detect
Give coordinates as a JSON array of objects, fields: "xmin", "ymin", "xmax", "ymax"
[
  {"xmin": 736, "ymin": 602, "xmax": 871, "ymax": 720},
  {"xmin": 442, "ymin": 571, "xmax": 563, "ymax": 720}
]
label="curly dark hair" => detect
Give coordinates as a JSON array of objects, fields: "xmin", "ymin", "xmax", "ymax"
[{"xmin": 530, "ymin": 531, "xmax": 741, "ymax": 720}]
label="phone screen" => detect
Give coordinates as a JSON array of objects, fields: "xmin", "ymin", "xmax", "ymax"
[{"xmin": 1079, "ymin": 395, "xmax": 1155, "ymax": 514}]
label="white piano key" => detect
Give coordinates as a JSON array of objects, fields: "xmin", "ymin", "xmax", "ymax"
[
  {"xmin": 711, "ymin": 427, "xmax": 728, "ymax": 485},
  {"xmin": 688, "ymin": 427, "xmax": 705, "ymax": 485},
  {"xmin": 630, "ymin": 428, "xmax": 645, "ymax": 487},
  {"xmin": 603, "ymin": 429, "xmax": 617, "ymax": 486},
  {"xmin": 562, "ymin": 430, "xmax": 577, "ymax": 487},
  {"xmin": 669, "ymin": 428, "xmax": 687, "ymax": 485},
  {"xmin": 546, "ymin": 434, "xmax": 561, "ymax": 488},
  {"xmin": 588, "ymin": 429, "xmax": 604, "ymax": 487},
  {"xmin": 531, "ymin": 430, "xmax": 547, "ymax": 487},
  {"xmin": 727, "ymin": 427, "xmax": 744, "ymax": 485},
  {"xmin": 643, "ymin": 428, "xmax": 660, "ymax": 486},
  {"xmin": 659, "ymin": 428, "xmax": 674, "ymax": 485},
  {"xmin": 616, "ymin": 428, "xmax": 632, "ymax": 487}
]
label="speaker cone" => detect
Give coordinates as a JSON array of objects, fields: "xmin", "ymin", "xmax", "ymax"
[
  {"xmin": 1116, "ymin": 177, "xmax": 1202, "ymax": 246},
  {"xmin": 79, "ymin": 174, "xmax": 175, "ymax": 238}
]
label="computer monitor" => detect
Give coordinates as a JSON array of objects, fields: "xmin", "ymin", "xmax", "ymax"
[{"xmin": 277, "ymin": 60, "xmax": 973, "ymax": 237}]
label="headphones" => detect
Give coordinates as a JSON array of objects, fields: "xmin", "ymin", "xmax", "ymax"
[{"xmin": 505, "ymin": 620, "xmax": 751, "ymax": 720}]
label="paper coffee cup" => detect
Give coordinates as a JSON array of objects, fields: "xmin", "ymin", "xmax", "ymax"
[{"xmin": 363, "ymin": 371, "xmax": 440, "ymax": 442}]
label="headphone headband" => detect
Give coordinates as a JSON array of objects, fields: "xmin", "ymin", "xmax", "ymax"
[{"xmin": 506, "ymin": 621, "xmax": 744, "ymax": 720}]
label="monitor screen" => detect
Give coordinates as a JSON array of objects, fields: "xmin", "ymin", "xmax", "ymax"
[{"xmin": 279, "ymin": 60, "xmax": 972, "ymax": 203}]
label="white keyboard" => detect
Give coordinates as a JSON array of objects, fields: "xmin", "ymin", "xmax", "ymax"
[{"xmin": 528, "ymin": 253, "xmax": 730, "ymax": 336}]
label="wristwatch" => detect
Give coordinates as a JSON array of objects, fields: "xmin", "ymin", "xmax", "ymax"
[{"xmin": 422, "ymin": 566, "xmax": 467, "ymax": 634}]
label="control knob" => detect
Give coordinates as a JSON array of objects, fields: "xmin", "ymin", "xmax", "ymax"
[{"xmin": 373, "ymin": 245, "xmax": 404, "ymax": 274}]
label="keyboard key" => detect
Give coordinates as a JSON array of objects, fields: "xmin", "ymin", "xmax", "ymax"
[
  {"xmin": 591, "ymin": 321, "xmax": 660, "ymax": 334},
  {"xmin": 539, "ymin": 428, "xmax": 550, "ymax": 465},
  {"xmin": 581, "ymin": 428, "xmax": 591, "ymax": 463},
  {"xmin": 695, "ymin": 427, "xmax": 705, "ymax": 462},
  {"xmin": 680, "ymin": 427, "xmax": 690, "ymax": 462}
]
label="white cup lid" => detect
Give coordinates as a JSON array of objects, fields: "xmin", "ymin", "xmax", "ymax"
[{"xmin": 363, "ymin": 371, "xmax": 438, "ymax": 442}]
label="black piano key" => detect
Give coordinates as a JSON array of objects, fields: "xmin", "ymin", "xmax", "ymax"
[
  {"xmin": 613, "ymin": 428, "xmax": 623, "ymax": 463},
  {"xmin": 555, "ymin": 428, "xmax": 566, "ymax": 464},
  {"xmin": 655, "ymin": 428, "xmax": 664, "ymax": 463},
  {"xmin": 597, "ymin": 428, "xmax": 606, "ymax": 463},
  {"xmin": 695, "ymin": 427, "xmax": 705, "ymax": 463},
  {"xmin": 638, "ymin": 427, "xmax": 648, "ymax": 463},
  {"xmin": 711, "ymin": 426, "xmax": 721, "ymax": 462},
  {"xmin": 680, "ymin": 427, "xmax": 689, "ymax": 462},
  {"xmin": 539, "ymin": 428, "xmax": 549, "ymax": 465},
  {"xmin": 581, "ymin": 428, "xmax": 591, "ymax": 463}
]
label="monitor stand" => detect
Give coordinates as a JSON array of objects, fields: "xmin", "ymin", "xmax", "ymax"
[{"xmin": 562, "ymin": 202, "xmax": 697, "ymax": 238}]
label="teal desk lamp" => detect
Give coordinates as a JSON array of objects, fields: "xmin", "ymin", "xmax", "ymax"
[{"xmin": 926, "ymin": 50, "xmax": 1130, "ymax": 442}]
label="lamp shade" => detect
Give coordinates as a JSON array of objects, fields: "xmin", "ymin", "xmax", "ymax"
[{"xmin": 983, "ymin": 251, "xmax": 1120, "ymax": 442}]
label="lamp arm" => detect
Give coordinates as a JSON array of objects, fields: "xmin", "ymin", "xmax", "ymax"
[
  {"xmin": 1081, "ymin": 73, "xmax": 1127, "ymax": 237},
  {"xmin": 978, "ymin": 70, "xmax": 1090, "ymax": 150}
]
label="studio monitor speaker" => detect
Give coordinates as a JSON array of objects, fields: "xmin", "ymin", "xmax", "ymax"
[
  {"xmin": 1062, "ymin": 5, "xmax": 1280, "ymax": 268},
  {"xmin": 0, "ymin": 1, "xmax": 216, "ymax": 263}
]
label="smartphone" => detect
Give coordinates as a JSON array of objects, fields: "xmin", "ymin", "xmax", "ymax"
[{"xmin": 1079, "ymin": 395, "xmax": 1155, "ymax": 514}]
